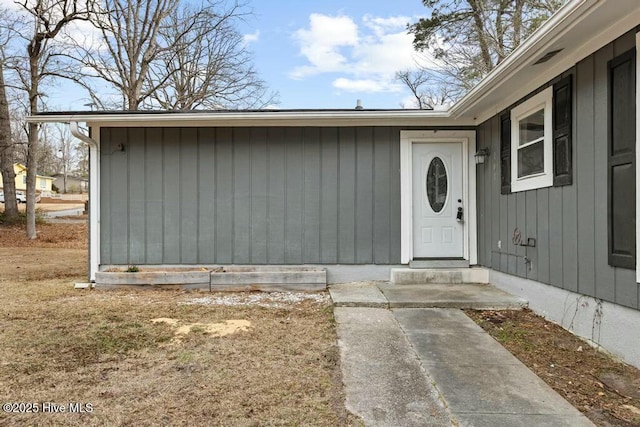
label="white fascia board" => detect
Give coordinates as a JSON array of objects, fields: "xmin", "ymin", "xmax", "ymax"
[{"xmin": 26, "ymin": 110, "xmax": 473, "ymax": 128}]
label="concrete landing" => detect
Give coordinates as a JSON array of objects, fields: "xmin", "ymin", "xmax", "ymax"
[
  {"xmin": 329, "ymin": 282, "xmax": 527, "ymax": 310},
  {"xmin": 335, "ymin": 306, "xmax": 594, "ymax": 426}
]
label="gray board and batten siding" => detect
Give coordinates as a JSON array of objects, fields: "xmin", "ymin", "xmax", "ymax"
[
  {"xmin": 476, "ymin": 29, "xmax": 639, "ymax": 310},
  {"xmin": 100, "ymin": 126, "xmax": 416, "ymax": 267}
]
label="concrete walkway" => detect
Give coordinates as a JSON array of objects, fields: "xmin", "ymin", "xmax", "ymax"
[{"xmin": 330, "ymin": 282, "xmax": 594, "ymax": 426}]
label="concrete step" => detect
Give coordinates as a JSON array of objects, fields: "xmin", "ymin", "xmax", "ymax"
[
  {"xmin": 390, "ymin": 267, "xmax": 489, "ymax": 285},
  {"xmin": 409, "ymin": 259, "xmax": 469, "ymax": 269}
]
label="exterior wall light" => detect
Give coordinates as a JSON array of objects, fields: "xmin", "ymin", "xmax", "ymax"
[{"xmin": 475, "ymin": 147, "xmax": 490, "ymax": 165}]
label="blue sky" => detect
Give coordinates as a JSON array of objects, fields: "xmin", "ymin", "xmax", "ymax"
[
  {"xmin": 1, "ymin": 0, "xmax": 430, "ymax": 110},
  {"xmin": 243, "ymin": 0, "xmax": 429, "ymax": 109}
]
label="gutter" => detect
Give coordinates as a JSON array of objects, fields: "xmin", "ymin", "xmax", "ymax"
[
  {"xmin": 70, "ymin": 121, "xmax": 100, "ymax": 283},
  {"xmin": 26, "ymin": 109, "xmax": 463, "ymax": 128}
]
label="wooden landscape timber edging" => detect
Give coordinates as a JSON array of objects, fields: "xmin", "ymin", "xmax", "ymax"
[
  {"xmin": 95, "ymin": 271, "xmax": 211, "ymax": 290},
  {"xmin": 94, "ymin": 267, "xmax": 327, "ymax": 292},
  {"xmin": 210, "ymin": 267, "xmax": 327, "ymax": 292}
]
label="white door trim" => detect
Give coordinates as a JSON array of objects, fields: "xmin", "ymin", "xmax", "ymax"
[{"xmin": 400, "ymin": 130, "xmax": 477, "ymax": 264}]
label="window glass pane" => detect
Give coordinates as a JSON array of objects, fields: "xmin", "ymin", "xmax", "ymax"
[
  {"xmin": 517, "ymin": 141, "xmax": 544, "ymax": 177},
  {"xmin": 519, "ymin": 109, "xmax": 544, "ymax": 145},
  {"xmin": 426, "ymin": 157, "xmax": 448, "ymax": 213}
]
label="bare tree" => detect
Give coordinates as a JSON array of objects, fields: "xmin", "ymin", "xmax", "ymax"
[
  {"xmin": 0, "ymin": 49, "xmax": 19, "ymax": 220},
  {"xmin": 52, "ymin": 124, "xmax": 80, "ymax": 192},
  {"xmin": 70, "ymin": 0, "xmax": 276, "ymax": 111},
  {"xmin": 0, "ymin": 8, "xmax": 20, "ymax": 220},
  {"xmin": 396, "ymin": 69, "xmax": 454, "ymax": 110},
  {"xmin": 401, "ymin": 0, "xmax": 565, "ymax": 107},
  {"xmin": 11, "ymin": 0, "xmax": 94, "ymax": 238},
  {"xmin": 71, "ymin": 0, "xmax": 182, "ymax": 110},
  {"xmin": 74, "ymin": 140, "xmax": 88, "ymax": 178},
  {"xmin": 148, "ymin": 2, "xmax": 277, "ymax": 110}
]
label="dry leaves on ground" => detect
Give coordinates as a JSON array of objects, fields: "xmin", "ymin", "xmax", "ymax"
[
  {"xmin": 466, "ymin": 309, "xmax": 640, "ymax": 427},
  {"xmin": 0, "ymin": 223, "xmax": 87, "ymax": 249}
]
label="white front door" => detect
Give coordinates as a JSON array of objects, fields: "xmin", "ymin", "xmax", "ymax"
[{"xmin": 412, "ymin": 142, "xmax": 464, "ymax": 258}]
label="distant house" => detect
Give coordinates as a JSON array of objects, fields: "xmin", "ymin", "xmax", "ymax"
[
  {"xmin": 29, "ymin": 0, "xmax": 640, "ymax": 369},
  {"xmin": 0, "ymin": 163, "xmax": 54, "ymax": 194},
  {"xmin": 52, "ymin": 174, "xmax": 88, "ymax": 193}
]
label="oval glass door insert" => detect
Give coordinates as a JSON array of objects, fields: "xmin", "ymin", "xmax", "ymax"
[{"xmin": 426, "ymin": 157, "xmax": 448, "ymax": 213}]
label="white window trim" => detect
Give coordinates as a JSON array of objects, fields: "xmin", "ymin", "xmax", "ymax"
[{"xmin": 510, "ymin": 86, "xmax": 554, "ymax": 192}]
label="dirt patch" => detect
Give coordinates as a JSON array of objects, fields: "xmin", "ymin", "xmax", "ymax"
[
  {"xmin": 466, "ymin": 309, "xmax": 640, "ymax": 426},
  {"xmin": 150, "ymin": 318, "xmax": 252, "ymax": 343}
]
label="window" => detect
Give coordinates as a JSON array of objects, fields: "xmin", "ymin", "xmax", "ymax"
[
  {"xmin": 22, "ymin": 175, "xmax": 26, "ymax": 185},
  {"xmin": 501, "ymin": 76, "xmax": 573, "ymax": 193},
  {"xmin": 426, "ymin": 157, "xmax": 448, "ymax": 213},
  {"xmin": 510, "ymin": 87, "xmax": 553, "ymax": 192}
]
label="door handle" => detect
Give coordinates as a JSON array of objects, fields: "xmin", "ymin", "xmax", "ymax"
[{"xmin": 456, "ymin": 207, "xmax": 464, "ymax": 222}]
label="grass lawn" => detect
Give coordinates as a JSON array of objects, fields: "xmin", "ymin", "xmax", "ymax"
[{"xmin": 0, "ymin": 223, "xmax": 357, "ymax": 426}]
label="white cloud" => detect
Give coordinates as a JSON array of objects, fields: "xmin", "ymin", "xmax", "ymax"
[
  {"xmin": 0, "ymin": 0, "xmax": 23, "ymax": 12},
  {"xmin": 290, "ymin": 13, "xmax": 429, "ymax": 94},
  {"xmin": 290, "ymin": 14, "xmax": 359, "ymax": 79},
  {"xmin": 243, "ymin": 30, "xmax": 260, "ymax": 45},
  {"xmin": 352, "ymin": 31, "xmax": 417, "ymax": 74},
  {"xmin": 61, "ymin": 19, "xmax": 107, "ymax": 52},
  {"xmin": 362, "ymin": 15, "xmax": 410, "ymax": 37},
  {"xmin": 333, "ymin": 77, "xmax": 403, "ymax": 93}
]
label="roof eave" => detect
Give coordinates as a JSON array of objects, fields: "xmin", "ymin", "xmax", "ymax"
[{"xmin": 25, "ymin": 109, "xmax": 473, "ymax": 127}]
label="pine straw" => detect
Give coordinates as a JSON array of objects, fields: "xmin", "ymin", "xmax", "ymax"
[{"xmin": 466, "ymin": 309, "xmax": 640, "ymax": 426}]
